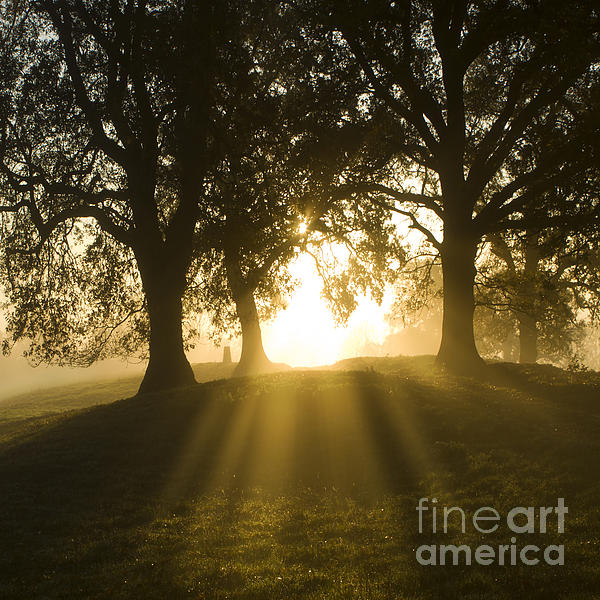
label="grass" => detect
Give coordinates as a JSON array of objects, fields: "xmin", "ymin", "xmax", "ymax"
[
  {"xmin": 1, "ymin": 356, "xmax": 599, "ymax": 598},
  {"xmin": 0, "ymin": 362, "xmax": 237, "ymax": 421}
]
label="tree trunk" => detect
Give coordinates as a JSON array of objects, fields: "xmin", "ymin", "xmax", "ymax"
[
  {"xmin": 138, "ymin": 271, "xmax": 196, "ymax": 394},
  {"xmin": 518, "ymin": 232, "xmax": 540, "ymax": 364},
  {"xmin": 518, "ymin": 313, "xmax": 537, "ymax": 363},
  {"xmin": 234, "ymin": 289, "xmax": 271, "ymax": 377},
  {"xmin": 224, "ymin": 246, "xmax": 271, "ymax": 377},
  {"xmin": 436, "ymin": 233, "xmax": 486, "ymax": 374}
]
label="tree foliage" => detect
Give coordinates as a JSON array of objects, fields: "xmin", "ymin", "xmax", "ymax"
[
  {"xmin": 299, "ymin": 0, "xmax": 600, "ymax": 372},
  {"xmin": 1, "ymin": 0, "xmax": 600, "ymax": 385}
]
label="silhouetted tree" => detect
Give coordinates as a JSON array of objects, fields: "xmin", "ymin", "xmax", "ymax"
[
  {"xmin": 0, "ymin": 0, "xmax": 220, "ymax": 392},
  {"xmin": 389, "ymin": 226, "xmax": 600, "ymax": 366},
  {"xmin": 0, "ymin": 1, "xmax": 285, "ymax": 392},
  {"xmin": 189, "ymin": 9, "xmax": 399, "ymax": 376},
  {"xmin": 477, "ymin": 78, "xmax": 600, "ymax": 364},
  {"xmin": 303, "ymin": 0, "xmax": 600, "ymax": 373},
  {"xmin": 193, "ymin": 130, "xmax": 399, "ymax": 376},
  {"xmin": 187, "ymin": 8, "xmax": 328, "ymax": 376}
]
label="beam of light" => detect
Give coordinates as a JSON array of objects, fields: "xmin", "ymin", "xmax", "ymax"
[
  {"xmin": 354, "ymin": 375, "xmax": 437, "ymax": 482},
  {"xmin": 160, "ymin": 391, "xmax": 227, "ymax": 504},
  {"xmin": 201, "ymin": 389, "xmax": 261, "ymax": 491},
  {"xmin": 232, "ymin": 376, "xmax": 299, "ymax": 488},
  {"xmin": 263, "ymin": 254, "xmax": 395, "ymax": 368},
  {"xmin": 310, "ymin": 374, "xmax": 388, "ymax": 491}
]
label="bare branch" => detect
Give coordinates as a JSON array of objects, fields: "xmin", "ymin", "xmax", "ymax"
[
  {"xmin": 333, "ymin": 182, "xmax": 443, "ymax": 218},
  {"xmin": 43, "ymin": 0, "xmax": 128, "ymax": 164}
]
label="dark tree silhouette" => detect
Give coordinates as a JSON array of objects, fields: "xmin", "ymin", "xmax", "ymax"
[
  {"xmin": 0, "ymin": 1, "xmax": 271, "ymax": 392},
  {"xmin": 189, "ymin": 8, "xmax": 398, "ymax": 376},
  {"xmin": 388, "ymin": 224, "xmax": 600, "ymax": 366},
  {"xmin": 305, "ymin": 0, "xmax": 600, "ymax": 373},
  {"xmin": 188, "ymin": 8, "xmax": 327, "ymax": 376}
]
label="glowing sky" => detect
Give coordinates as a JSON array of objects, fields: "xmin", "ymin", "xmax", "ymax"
[{"xmin": 258, "ymin": 253, "xmax": 394, "ymax": 367}]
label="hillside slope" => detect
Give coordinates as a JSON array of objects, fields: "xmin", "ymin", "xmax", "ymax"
[
  {"xmin": 0, "ymin": 362, "xmax": 238, "ymax": 420},
  {"xmin": 1, "ymin": 358, "xmax": 599, "ymax": 599}
]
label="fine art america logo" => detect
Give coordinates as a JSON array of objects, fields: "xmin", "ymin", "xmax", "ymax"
[{"xmin": 415, "ymin": 497, "xmax": 567, "ymax": 566}]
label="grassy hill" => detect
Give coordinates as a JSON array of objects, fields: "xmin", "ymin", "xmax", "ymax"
[
  {"xmin": 0, "ymin": 362, "xmax": 238, "ymax": 421},
  {"xmin": 1, "ymin": 357, "xmax": 599, "ymax": 599}
]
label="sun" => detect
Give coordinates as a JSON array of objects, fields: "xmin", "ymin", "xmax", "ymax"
[
  {"xmin": 297, "ymin": 219, "xmax": 308, "ymax": 235},
  {"xmin": 262, "ymin": 252, "xmax": 392, "ymax": 367},
  {"xmin": 263, "ymin": 254, "xmax": 344, "ymax": 366}
]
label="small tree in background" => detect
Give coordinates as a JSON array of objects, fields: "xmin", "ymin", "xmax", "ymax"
[{"xmin": 477, "ymin": 227, "xmax": 600, "ymax": 364}]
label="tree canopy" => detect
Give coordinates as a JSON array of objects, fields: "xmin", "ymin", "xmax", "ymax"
[
  {"xmin": 301, "ymin": 0, "xmax": 600, "ymax": 371},
  {"xmin": 1, "ymin": 0, "xmax": 599, "ymax": 388}
]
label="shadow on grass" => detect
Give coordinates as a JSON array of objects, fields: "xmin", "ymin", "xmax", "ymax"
[{"xmin": 1, "ymin": 366, "xmax": 600, "ymax": 598}]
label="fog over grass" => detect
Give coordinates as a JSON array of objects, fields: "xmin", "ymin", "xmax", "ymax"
[
  {"xmin": 0, "ymin": 265, "xmax": 442, "ymax": 401},
  {"xmin": 0, "ymin": 354, "xmax": 144, "ymax": 401}
]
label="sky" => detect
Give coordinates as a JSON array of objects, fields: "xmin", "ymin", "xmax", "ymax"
[{"xmin": 258, "ymin": 254, "xmax": 395, "ymax": 367}]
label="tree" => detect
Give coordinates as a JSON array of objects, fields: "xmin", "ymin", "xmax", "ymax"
[
  {"xmin": 193, "ymin": 122, "xmax": 399, "ymax": 376},
  {"xmin": 0, "ymin": 1, "xmax": 265, "ymax": 392},
  {"xmin": 189, "ymin": 7, "xmax": 399, "ymax": 376},
  {"xmin": 479, "ymin": 226, "xmax": 600, "ymax": 364},
  {"xmin": 304, "ymin": 0, "xmax": 600, "ymax": 373},
  {"xmin": 188, "ymin": 7, "xmax": 327, "ymax": 376},
  {"xmin": 388, "ymin": 225, "xmax": 600, "ymax": 366},
  {"xmin": 476, "ymin": 79, "xmax": 600, "ymax": 363}
]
